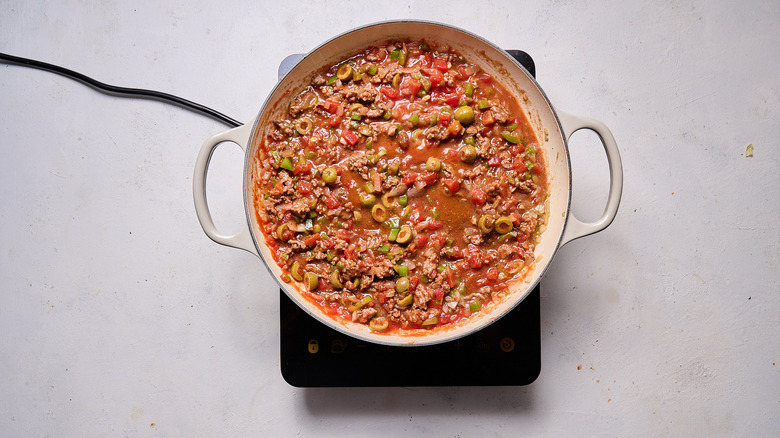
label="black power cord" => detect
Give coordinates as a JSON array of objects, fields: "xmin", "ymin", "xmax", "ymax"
[{"xmin": 0, "ymin": 51, "xmax": 242, "ymax": 128}]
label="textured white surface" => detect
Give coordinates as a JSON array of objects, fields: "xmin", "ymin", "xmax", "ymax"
[{"xmin": 1, "ymin": 0, "xmax": 778, "ymax": 436}]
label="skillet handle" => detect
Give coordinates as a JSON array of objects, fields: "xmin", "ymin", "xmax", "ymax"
[
  {"xmin": 556, "ymin": 111, "xmax": 623, "ymax": 246},
  {"xmin": 193, "ymin": 123, "xmax": 260, "ymax": 257}
]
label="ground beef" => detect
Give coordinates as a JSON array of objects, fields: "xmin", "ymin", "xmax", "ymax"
[{"xmin": 463, "ymin": 227, "xmax": 483, "ymax": 245}]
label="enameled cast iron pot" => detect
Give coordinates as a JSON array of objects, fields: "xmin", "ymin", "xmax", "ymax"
[{"xmin": 193, "ymin": 21, "xmax": 623, "ymax": 346}]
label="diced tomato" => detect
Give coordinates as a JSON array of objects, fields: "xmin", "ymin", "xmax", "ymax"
[
  {"xmin": 439, "ymin": 313, "xmax": 451, "ymax": 324},
  {"xmin": 402, "ymin": 173, "xmax": 418, "ymax": 185},
  {"xmin": 430, "ymin": 233, "xmax": 448, "ymax": 250},
  {"xmin": 420, "ymin": 171, "xmax": 438, "ymax": 185},
  {"xmin": 487, "ymin": 267, "xmax": 498, "ymax": 282},
  {"xmin": 293, "ymin": 160, "xmax": 313, "ymax": 176},
  {"xmin": 445, "ymin": 269, "xmax": 456, "ymax": 288},
  {"xmin": 438, "ymin": 111, "xmax": 451, "ymax": 126},
  {"xmin": 343, "ymin": 247, "xmax": 356, "ymax": 260},
  {"xmin": 426, "ymin": 219, "xmax": 442, "ymax": 231},
  {"xmin": 421, "ymin": 67, "xmax": 444, "ymax": 87},
  {"xmin": 414, "ymin": 233, "xmax": 428, "ymax": 248},
  {"xmin": 335, "ymin": 229, "xmax": 349, "ymax": 240},
  {"xmin": 325, "ymin": 238, "xmax": 336, "ymax": 249},
  {"xmin": 433, "ymin": 57, "xmax": 448, "ymax": 72},
  {"xmin": 297, "ymin": 180, "xmax": 313, "ymax": 195},
  {"xmin": 341, "ymin": 129, "xmax": 358, "ymax": 145},
  {"xmin": 409, "ymin": 275, "xmax": 420, "ymax": 292},
  {"xmin": 443, "ymin": 148, "xmax": 459, "ymax": 162},
  {"xmin": 451, "ymin": 246, "xmax": 464, "ymax": 259},
  {"xmin": 512, "ymin": 158, "xmax": 527, "ymax": 172},
  {"xmin": 444, "ymin": 178, "xmax": 461, "ymax": 194},
  {"xmin": 318, "ymin": 277, "xmax": 329, "ymax": 291},
  {"xmin": 481, "ymin": 110, "xmax": 495, "ymax": 126},
  {"xmin": 303, "ymin": 233, "xmax": 321, "ymax": 246},
  {"xmin": 433, "ymin": 288, "xmax": 446, "ymax": 301},
  {"xmin": 380, "ymin": 86, "xmax": 400, "ymax": 100},
  {"xmin": 509, "ymin": 212, "xmax": 521, "ymax": 226},
  {"xmin": 378, "ymin": 293, "xmax": 386, "ymax": 304},
  {"xmin": 457, "ymin": 65, "xmax": 471, "ymax": 79},
  {"xmin": 471, "ymin": 188, "xmax": 487, "ymax": 205},
  {"xmin": 409, "ymin": 210, "xmax": 423, "ymax": 224},
  {"xmin": 421, "ymin": 52, "xmax": 433, "ymax": 67},
  {"xmin": 400, "ymin": 77, "xmax": 421, "ymax": 97},
  {"xmin": 441, "ymin": 93, "xmax": 460, "ymax": 107},
  {"xmin": 465, "ymin": 245, "xmax": 482, "ymax": 269},
  {"xmin": 328, "ymin": 115, "xmax": 340, "ymax": 127},
  {"xmin": 475, "ymin": 72, "xmax": 492, "ymax": 85},
  {"xmin": 322, "ymin": 99, "xmax": 340, "ymax": 114},
  {"xmin": 324, "ymin": 194, "xmax": 339, "ymax": 209},
  {"xmin": 488, "ymin": 155, "xmax": 501, "ymax": 167},
  {"xmin": 510, "ymin": 144, "xmax": 524, "ymax": 156}
]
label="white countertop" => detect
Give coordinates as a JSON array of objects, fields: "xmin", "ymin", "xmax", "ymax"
[{"xmin": 1, "ymin": 1, "xmax": 778, "ymax": 436}]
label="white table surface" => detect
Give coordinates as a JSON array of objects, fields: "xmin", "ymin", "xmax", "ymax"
[{"xmin": 2, "ymin": 1, "xmax": 778, "ymax": 436}]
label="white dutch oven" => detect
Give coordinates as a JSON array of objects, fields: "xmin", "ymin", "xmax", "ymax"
[{"xmin": 193, "ymin": 21, "xmax": 623, "ymax": 346}]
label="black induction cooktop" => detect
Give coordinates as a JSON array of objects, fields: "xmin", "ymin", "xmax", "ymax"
[{"xmin": 278, "ymin": 49, "xmax": 541, "ymax": 387}]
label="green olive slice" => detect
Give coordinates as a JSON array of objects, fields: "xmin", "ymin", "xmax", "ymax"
[
  {"xmin": 303, "ymin": 272, "xmax": 319, "ymax": 291},
  {"xmin": 371, "ymin": 204, "xmax": 389, "ymax": 222},
  {"xmin": 459, "ymin": 145, "xmax": 478, "ymax": 163},
  {"xmin": 336, "ymin": 64, "xmax": 353, "ymax": 80},
  {"xmin": 454, "ymin": 106, "xmax": 475, "ymax": 125},
  {"xmin": 395, "ymin": 225, "xmax": 413, "ymax": 244},
  {"xmin": 359, "ymin": 192, "xmax": 377, "ymax": 207},
  {"xmin": 321, "ymin": 167, "xmax": 338, "ymax": 185},
  {"xmin": 290, "ymin": 261, "xmax": 304, "ymax": 282},
  {"xmin": 276, "ymin": 223, "xmax": 290, "ymax": 240},
  {"xmin": 478, "ymin": 214, "xmax": 495, "ymax": 233},
  {"xmin": 330, "ymin": 271, "xmax": 343, "ymax": 289},
  {"xmin": 295, "ymin": 117, "xmax": 313, "ymax": 135},
  {"xmin": 395, "ymin": 276, "xmax": 410, "ymax": 294},
  {"xmin": 381, "ymin": 192, "xmax": 395, "ymax": 208},
  {"xmin": 421, "ymin": 316, "xmax": 439, "ymax": 326},
  {"xmin": 347, "ymin": 295, "xmax": 373, "ymax": 312},
  {"xmin": 494, "ymin": 216, "xmax": 514, "ymax": 234},
  {"xmin": 425, "ymin": 157, "xmax": 442, "ymax": 172},
  {"xmin": 368, "ymin": 317, "xmax": 389, "ymax": 331},
  {"xmin": 397, "ymin": 293, "xmax": 414, "ymax": 307}
]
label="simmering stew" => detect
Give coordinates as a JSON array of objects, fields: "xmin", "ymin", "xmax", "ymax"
[{"xmin": 251, "ymin": 40, "xmax": 548, "ymax": 333}]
